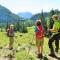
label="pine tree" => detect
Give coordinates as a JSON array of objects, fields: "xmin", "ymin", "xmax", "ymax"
[
  {"xmin": 16, "ymin": 22, "xmax": 20, "ymax": 31},
  {"xmin": 49, "ymin": 9, "xmax": 55, "ymax": 17},
  {"xmin": 6, "ymin": 22, "xmax": 9, "ymax": 31},
  {"xmin": 22, "ymin": 20, "xmax": 28, "ymax": 33}
]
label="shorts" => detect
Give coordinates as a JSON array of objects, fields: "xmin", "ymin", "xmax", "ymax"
[
  {"xmin": 36, "ymin": 38, "xmax": 44, "ymax": 46},
  {"xmin": 9, "ymin": 37, "xmax": 14, "ymax": 45}
]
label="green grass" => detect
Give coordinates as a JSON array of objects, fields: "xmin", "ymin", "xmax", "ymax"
[{"xmin": 0, "ymin": 26, "xmax": 59, "ymax": 60}]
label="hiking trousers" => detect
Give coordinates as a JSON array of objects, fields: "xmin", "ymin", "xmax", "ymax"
[{"xmin": 48, "ymin": 33, "xmax": 60, "ymax": 53}]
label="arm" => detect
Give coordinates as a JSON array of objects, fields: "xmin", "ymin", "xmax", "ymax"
[
  {"xmin": 49, "ymin": 26, "xmax": 57, "ymax": 32},
  {"xmin": 35, "ymin": 26, "xmax": 38, "ymax": 40}
]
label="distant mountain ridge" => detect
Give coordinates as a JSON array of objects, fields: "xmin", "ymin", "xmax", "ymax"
[
  {"xmin": 17, "ymin": 12, "xmax": 33, "ymax": 19},
  {"xmin": 0, "ymin": 5, "xmax": 49, "ymax": 23},
  {"xmin": 31, "ymin": 12, "xmax": 48, "ymax": 21}
]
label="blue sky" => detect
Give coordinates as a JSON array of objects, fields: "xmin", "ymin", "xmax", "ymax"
[{"xmin": 0, "ymin": 0, "xmax": 60, "ymax": 14}]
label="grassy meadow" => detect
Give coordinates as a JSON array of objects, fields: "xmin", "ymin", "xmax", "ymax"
[{"xmin": 0, "ymin": 26, "xmax": 60, "ymax": 60}]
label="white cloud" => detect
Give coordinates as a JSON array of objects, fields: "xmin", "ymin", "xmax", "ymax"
[{"xmin": 0, "ymin": 0, "xmax": 60, "ymax": 14}]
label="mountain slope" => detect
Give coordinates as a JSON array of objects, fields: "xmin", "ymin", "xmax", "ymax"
[{"xmin": 0, "ymin": 5, "xmax": 20, "ymax": 23}]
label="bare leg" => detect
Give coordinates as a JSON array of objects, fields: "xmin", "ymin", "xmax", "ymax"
[
  {"xmin": 37, "ymin": 46, "xmax": 40, "ymax": 54},
  {"xmin": 40, "ymin": 46, "xmax": 43, "ymax": 54}
]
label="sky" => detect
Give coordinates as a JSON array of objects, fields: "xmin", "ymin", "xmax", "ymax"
[{"xmin": 0, "ymin": 0, "xmax": 60, "ymax": 14}]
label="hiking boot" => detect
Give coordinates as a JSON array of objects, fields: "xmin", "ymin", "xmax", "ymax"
[
  {"xmin": 9, "ymin": 47, "xmax": 13, "ymax": 50},
  {"xmin": 40, "ymin": 53, "xmax": 43, "ymax": 59},
  {"xmin": 49, "ymin": 53, "xmax": 58, "ymax": 58},
  {"xmin": 55, "ymin": 49, "xmax": 58, "ymax": 53},
  {"xmin": 37, "ymin": 53, "xmax": 43, "ymax": 59},
  {"xmin": 37, "ymin": 54, "xmax": 41, "ymax": 58}
]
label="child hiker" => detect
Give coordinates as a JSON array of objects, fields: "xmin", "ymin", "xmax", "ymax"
[
  {"xmin": 7, "ymin": 24, "xmax": 14, "ymax": 50},
  {"xmin": 35, "ymin": 20, "xmax": 44, "ymax": 58}
]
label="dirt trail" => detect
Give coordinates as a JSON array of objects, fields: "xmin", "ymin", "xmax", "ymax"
[
  {"xmin": 0, "ymin": 49, "xmax": 15, "ymax": 60},
  {"xmin": 0, "ymin": 46, "xmax": 60, "ymax": 60}
]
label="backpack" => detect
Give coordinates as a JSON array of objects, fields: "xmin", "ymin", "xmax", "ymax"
[
  {"xmin": 7, "ymin": 29, "xmax": 14, "ymax": 37},
  {"xmin": 58, "ymin": 20, "xmax": 60, "ymax": 32},
  {"xmin": 36, "ymin": 26, "xmax": 44, "ymax": 38}
]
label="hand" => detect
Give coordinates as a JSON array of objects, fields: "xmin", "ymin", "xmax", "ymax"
[{"xmin": 47, "ymin": 28, "xmax": 50, "ymax": 31}]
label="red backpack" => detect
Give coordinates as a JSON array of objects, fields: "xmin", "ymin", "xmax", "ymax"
[
  {"xmin": 36, "ymin": 25, "xmax": 44, "ymax": 39},
  {"xmin": 7, "ymin": 29, "xmax": 14, "ymax": 37}
]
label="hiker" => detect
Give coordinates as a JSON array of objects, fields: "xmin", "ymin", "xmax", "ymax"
[
  {"xmin": 35, "ymin": 20, "xmax": 44, "ymax": 58},
  {"xmin": 47, "ymin": 16, "xmax": 59, "ymax": 54},
  {"xmin": 7, "ymin": 24, "xmax": 14, "ymax": 50},
  {"xmin": 48, "ymin": 14, "xmax": 60, "ymax": 58}
]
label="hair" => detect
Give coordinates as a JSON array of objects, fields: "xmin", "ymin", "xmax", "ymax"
[
  {"xmin": 36, "ymin": 20, "xmax": 41, "ymax": 26},
  {"xmin": 52, "ymin": 14, "xmax": 58, "ymax": 20}
]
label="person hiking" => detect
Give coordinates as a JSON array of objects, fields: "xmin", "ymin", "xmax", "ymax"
[
  {"xmin": 35, "ymin": 20, "xmax": 45, "ymax": 58},
  {"xmin": 7, "ymin": 24, "xmax": 14, "ymax": 50},
  {"xmin": 47, "ymin": 17, "xmax": 59, "ymax": 54},
  {"xmin": 48, "ymin": 14, "xmax": 60, "ymax": 58}
]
